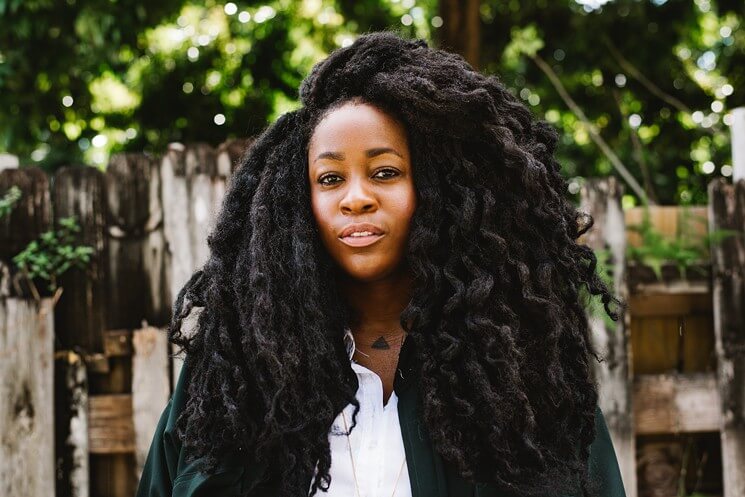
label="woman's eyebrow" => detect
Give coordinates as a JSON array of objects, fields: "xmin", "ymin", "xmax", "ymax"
[{"xmin": 313, "ymin": 147, "xmax": 403, "ymax": 163}]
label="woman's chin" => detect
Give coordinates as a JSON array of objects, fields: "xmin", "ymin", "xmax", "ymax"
[{"xmin": 339, "ymin": 262, "xmax": 398, "ymax": 283}]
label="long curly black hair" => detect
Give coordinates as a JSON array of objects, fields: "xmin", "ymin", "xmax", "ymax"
[{"xmin": 169, "ymin": 30, "xmax": 625, "ymax": 497}]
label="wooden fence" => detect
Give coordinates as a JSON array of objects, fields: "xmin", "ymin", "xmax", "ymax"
[
  {"xmin": 0, "ymin": 139, "xmax": 249, "ymax": 497},
  {"xmin": 1, "ymin": 145, "xmax": 744, "ymax": 497},
  {"xmin": 579, "ymin": 177, "xmax": 745, "ymax": 497}
]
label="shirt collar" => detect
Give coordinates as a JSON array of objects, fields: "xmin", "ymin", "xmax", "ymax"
[{"xmin": 343, "ymin": 326, "xmax": 355, "ymax": 361}]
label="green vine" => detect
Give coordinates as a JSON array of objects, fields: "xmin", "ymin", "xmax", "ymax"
[
  {"xmin": 626, "ymin": 203, "xmax": 739, "ymax": 281},
  {"xmin": 12, "ymin": 216, "xmax": 95, "ymax": 294},
  {"xmin": 0, "ymin": 185, "xmax": 21, "ymax": 218},
  {"xmin": 583, "ymin": 203, "xmax": 740, "ymax": 329},
  {"xmin": 1, "ymin": 186, "xmax": 94, "ymax": 301}
]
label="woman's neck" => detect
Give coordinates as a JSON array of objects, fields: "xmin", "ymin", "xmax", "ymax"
[
  {"xmin": 339, "ymin": 269, "xmax": 414, "ymax": 341},
  {"xmin": 338, "ymin": 268, "xmax": 414, "ymax": 405}
]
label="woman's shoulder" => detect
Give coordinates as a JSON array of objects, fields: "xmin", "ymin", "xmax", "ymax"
[
  {"xmin": 137, "ymin": 355, "xmax": 257, "ymax": 497},
  {"xmin": 165, "ymin": 356, "xmax": 253, "ymax": 472},
  {"xmin": 162, "ymin": 357, "xmax": 190, "ymax": 443},
  {"xmin": 587, "ymin": 405, "xmax": 627, "ymax": 497}
]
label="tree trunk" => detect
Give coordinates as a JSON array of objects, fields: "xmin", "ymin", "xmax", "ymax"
[{"xmin": 436, "ymin": 0, "xmax": 481, "ymax": 70}]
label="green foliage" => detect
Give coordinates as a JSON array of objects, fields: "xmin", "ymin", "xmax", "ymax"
[
  {"xmin": 0, "ymin": 0, "xmax": 429, "ymax": 171},
  {"xmin": 482, "ymin": 0, "xmax": 744, "ymax": 205},
  {"xmin": 1, "ymin": 186, "xmax": 94, "ymax": 299},
  {"xmin": 12, "ymin": 216, "xmax": 95, "ymax": 292},
  {"xmin": 2, "ymin": 0, "xmax": 743, "ymax": 205},
  {"xmin": 625, "ymin": 204, "xmax": 739, "ymax": 280},
  {"xmin": 0, "ymin": 184, "xmax": 21, "ymax": 218},
  {"xmin": 503, "ymin": 24, "xmax": 544, "ymax": 64},
  {"xmin": 583, "ymin": 201, "xmax": 740, "ymax": 328}
]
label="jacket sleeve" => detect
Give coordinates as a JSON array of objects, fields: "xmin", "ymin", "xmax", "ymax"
[{"xmin": 587, "ymin": 405, "xmax": 627, "ymax": 497}]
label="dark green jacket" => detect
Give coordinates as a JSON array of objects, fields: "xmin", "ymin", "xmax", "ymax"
[{"xmin": 137, "ymin": 345, "xmax": 627, "ymax": 497}]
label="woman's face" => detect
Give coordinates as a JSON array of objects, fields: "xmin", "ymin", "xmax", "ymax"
[{"xmin": 308, "ymin": 101, "xmax": 416, "ymax": 283}]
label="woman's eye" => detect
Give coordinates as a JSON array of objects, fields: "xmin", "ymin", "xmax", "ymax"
[
  {"xmin": 374, "ymin": 168, "xmax": 399, "ymax": 179},
  {"xmin": 318, "ymin": 174, "xmax": 341, "ymax": 186},
  {"xmin": 318, "ymin": 169, "xmax": 399, "ymax": 186}
]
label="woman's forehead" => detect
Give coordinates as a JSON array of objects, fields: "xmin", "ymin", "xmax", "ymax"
[{"xmin": 308, "ymin": 102, "xmax": 409, "ymax": 160}]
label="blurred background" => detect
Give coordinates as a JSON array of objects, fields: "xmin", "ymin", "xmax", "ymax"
[
  {"xmin": 1, "ymin": 1, "xmax": 744, "ymax": 497},
  {"xmin": 1, "ymin": 0, "xmax": 743, "ymax": 205}
]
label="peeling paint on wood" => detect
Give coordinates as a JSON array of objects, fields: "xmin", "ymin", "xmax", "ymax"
[
  {"xmin": 0, "ymin": 298, "xmax": 55, "ymax": 496},
  {"xmin": 580, "ymin": 177, "xmax": 636, "ymax": 497},
  {"xmin": 132, "ymin": 326, "xmax": 170, "ymax": 480},
  {"xmin": 161, "ymin": 143, "xmax": 231, "ymax": 387},
  {"xmin": 709, "ymin": 178, "xmax": 745, "ymax": 497},
  {"xmin": 55, "ymin": 351, "xmax": 89, "ymax": 497},
  {"xmin": 52, "ymin": 166, "xmax": 108, "ymax": 354}
]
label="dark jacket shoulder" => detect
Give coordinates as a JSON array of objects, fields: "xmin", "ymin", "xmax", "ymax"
[
  {"xmin": 135, "ymin": 357, "xmax": 248, "ymax": 497},
  {"xmin": 136, "ymin": 355, "xmax": 627, "ymax": 497}
]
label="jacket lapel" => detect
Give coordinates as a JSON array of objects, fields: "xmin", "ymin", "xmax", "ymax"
[{"xmin": 395, "ymin": 335, "xmax": 476, "ymax": 497}]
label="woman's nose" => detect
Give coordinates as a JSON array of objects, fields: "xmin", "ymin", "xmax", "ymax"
[{"xmin": 340, "ymin": 176, "xmax": 377, "ymax": 214}]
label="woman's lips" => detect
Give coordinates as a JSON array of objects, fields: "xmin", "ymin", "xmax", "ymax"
[
  {"xmin": 338, "ymin": 233, "xmax": 386, "ymax": 247},
  {"xmin": 338, "ymin": 222, "xmax": 385, "ymax": 247}
]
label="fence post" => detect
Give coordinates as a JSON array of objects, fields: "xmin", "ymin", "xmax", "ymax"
[
  {"xmin": 55, "ymin": 350, "xmax": 89, "ymax": 497},
  {"xmin": 708, "ymin": 177, "xmax": 745, "ymax": 497},
  {"xmin": 53, "ymin": 166, "xmax": 108, "ymax": 355},
  {"xmin": 0, "ymin": 154, "xmax": 19, "ymax": 171},
  {"xmin": 731, "ymin": 107, "xmax": 745, "ymax": 182},
  {"xmin": 161, "ymin": 143, "xmax": 228, "ymax": 386},
  {"xmin": 132, "ymin": 325, "xmax": 170, "ymax": 480},
  {"xmin": 0, "ymin": 297, "xmax": 55, "ymax": 496},
  {"xmin": 579, "ymin": 177, "xmax": 636, "ymax": 497}
]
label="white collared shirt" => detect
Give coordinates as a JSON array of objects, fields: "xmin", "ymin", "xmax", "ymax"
[{"xmin": 310, "ymin": 328, "xmax": 412, "ymax": 497}]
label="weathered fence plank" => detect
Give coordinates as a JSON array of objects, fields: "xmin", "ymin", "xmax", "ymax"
[
  {"xmin": 88, "ymin": 394, "xmax": 135, "ymax": 454},
  {"xmin": 53, "ymin": 166, "xmax": 108, "ymax": 354},
  {"xmin": 106, "ymin": 153, "xmax": 170, "ymax": 330},
  {"xmin": 633, "ymin": 373, "xmax": 720, "ymax": 434},
  {"xmin": 0, "ymin": 297, "xmax": 55, "ymax": 497},
  {"xmin": 132, "ymin": 325, "xmax": 170, "ymax": 479},
  {"xmin": 100, "ymin": 151, "xmax": 171, "ymax": 497},
  {"xmin": 0, "ymin": 154, "xmax": 19, "ymax": 171},
  {"xmin": 161, "ymin": 143, "xmax": 227, "ymax": 386},
  {"xmin": 217, "ymin": 137, "xmax": 253, "ymax": 179},
  {"xmin": 732, "ymin": 107, "xmax": 745, "ymax": 182},
  {"xmin": 55, "ymin": 351, "xmax": 89, "ymax": 497},
  {"xmin": 579, "ymin": 177, "xmax": 636, "ymax": 497},
  {"xmin": 0, "ymin": 167, "xmax": 52, "ymax": 299},
  {"xmin": 708, "ymin": 177, "xmax": 745, "ymax": 497}
]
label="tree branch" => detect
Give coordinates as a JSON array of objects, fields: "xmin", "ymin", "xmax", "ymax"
[
  {"xmin": 604, "ymin": 37, "xmax": 690, "ymax": 113},
  {"xmin": 612, "ymin": 88, "xmax": 659, "ymax": 204},
  {"xmin": 603, "ymin": 37, "xmax": 722, "ymax": 136},
  {"xmin": 531, "ymin": 53, "xmax": 653, "ymax": 204}
]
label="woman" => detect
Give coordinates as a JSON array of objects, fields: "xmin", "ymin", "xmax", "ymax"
[{"xmin": 136, "ymin": 31, "xmax": 627, "ymax": 497}]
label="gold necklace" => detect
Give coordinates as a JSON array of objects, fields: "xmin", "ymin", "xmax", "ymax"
[{"xmin": 340, "ymin": 410, "xmax": 407, "ymax": 497}]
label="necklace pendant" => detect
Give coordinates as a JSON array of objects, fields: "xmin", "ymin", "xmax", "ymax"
[{"xmin": 371, "ymin": 336, "xmax": 391, "ymax": 349}]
